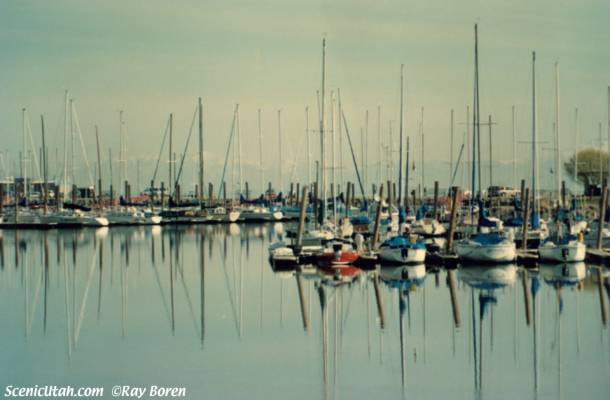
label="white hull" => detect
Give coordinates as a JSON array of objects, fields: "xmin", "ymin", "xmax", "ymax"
[
  {"xmin": 455, "ymin": 240, "xmax": 516, "ymax": 263},
  {"xmin": 378, "ymin": 247, "xmax": 426, "ymax": 264},
  {"xmin": 538, "ymin": 241, "xmax": 585, "ymax": 263},
  {"xmin": 410, "ymin": 218, "xmax": 446, "ymax": 237}
]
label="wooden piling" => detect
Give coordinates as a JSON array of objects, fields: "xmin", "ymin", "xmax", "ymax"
[
  {"xmin": 245, "ymin": 181, "xmax": 249, "ymax": 201},
  {"xmin": 290, "ymin": 182, "xmax": 294, "ymax": 206},
  {"xmin": 446, "ymin": 187, "xmax": 459, "ymax": 252},
  {"xmin": 295, "ymin": 187, "xmax": 309, "ymax": 250},
  {"xmin": 371, "ymin": 184, "xmax": 384, "ymax": 249},
  {"xmin": 561, "ymin": 180, "xmax": 566, "ymax": 209},
  {"xmin": 596, "ymin": 183, "xmax": 608, "ymax": 250},
  {"xmin": 521, "ymin": 188, "xmax": 531, "ymax": 250}
]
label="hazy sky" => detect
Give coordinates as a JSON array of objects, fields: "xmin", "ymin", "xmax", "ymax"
[{"xmin": 1, "ymin": 0, "xmax": 609, "ymax": 193}]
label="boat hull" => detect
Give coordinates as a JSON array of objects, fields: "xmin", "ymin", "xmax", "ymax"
[{"xmin": 538, "ymin": 241, "xmax": 585, "ymax": 263}]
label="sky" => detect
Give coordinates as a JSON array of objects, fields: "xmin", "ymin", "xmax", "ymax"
[{"xmin": 0, "ymin": 0, "xmax": 609, "ymax": 195}]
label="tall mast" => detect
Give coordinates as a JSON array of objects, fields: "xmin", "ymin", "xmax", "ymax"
[
  {"xmin": 421, "ymin": 107, "xmax": 425, "ymax": 197},
  {"xmin": 258, "ymin": 109, "xmax": 264, "ymax": 195},
  {"xmin": 198, "ymin": 97, "xmax": 204, "ymax": 206},
  {"xmin": 398, "ymin": 64, "xmax": 404, "ymax": 205},
  {"xmin": 319, "ymin": 38, "xmax": 326, "ymax": 221},
  {"xmin": 405, "ymin": 135, "xmax": 410, "ymax": 210},
  {"xmin": 512, "ymin": 106, "xmax": 516, "ymax": 188},
  {"xmin": 41, "ymin": 115, "xmax": 48, "ymax": 214},
  {"xmin": 450, "ymin": 109, "xmax": 454, "ymax": 189},
  {"xmin": 22, "ymin": 108, "xmax": 27, "ymax": 203},
  {"xmin": 62, "ymin": 90, "xmax": 68, "ymax": 208},
  {"xmin": 169, "ymin": 113, "xmax": 173, "ymax": 198},
  {"xmin": 95, "ymin": 126, "xmax": 102, "ymax": 207},
  {"xmin": 237, "ymin": 105, "xmax": 243, "ymax": 195},
  {"xmin": 331, "ymin": 92, "xmax": 337, "ymax": 224},
  {"xmin": 278, "ymin": 109, "xmax": 282, "ymax": 195},
  {"xmin": 554, "ymin": 62, "xmax": 561, "ymax": 202},
  {"xmin": 475, "ymin": 26, "xmax": 481, "ymax": 198},
  {"xmin": 338, "ymin": 89, "xmax": 344, "ymax": 192},
  {"xmin": 377, "ymin": 105, "xmax": 381, "ymax": 189},
  {"xmin": 305, "ymin": 107, "xmax": 311, "ymax": 186},
  {"xmin": 607, "ymin": 87, "xmax": 610, "ymax": 186},
  {"xmin": 532, "ymin": 51, "xmax": 538, "ymax": 217},
  {"xmin": 574, "ymin": 108, "xmax": 579, "ymax": 193},
  {"xmin": 119, "ymin": 110, "xmax": 124, "ymax": 196},
  {"xmin": 364, "ymin": 109, "xmax": 369, "ymax": 193}
]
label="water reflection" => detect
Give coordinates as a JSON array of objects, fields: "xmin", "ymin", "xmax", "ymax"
[{"xmin": 0, "ymin": 225, "xmax": 609, "ymax": 400}]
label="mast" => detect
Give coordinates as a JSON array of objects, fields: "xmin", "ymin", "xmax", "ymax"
[
  {"xmin": 450, "ymin": 109, "xmax": 454, "ymax": 190},
  {"xmin": 512, "ymin": 106, "xmax": 516, "ymax": 188},
  {"xmin": 331, "ymin": 92, "xmax": 337, "ymax": 225},
  {"xmin": 319, "ymin": 38, "xmax": 326, "ymax": 222},
  {"xmin": 532, "ymin": 51, "xmax": 538, "ymax": 218},
  {"xmin": 305, "ymin": 107, "xmax": 311, "ymax": 186},
  {"xmin": 41, "ymin": 115, "xmax": 48, "ymax": 215},
  {"xmin": 554, "ymin": 63, "xmax": 561, "ymax": 202},
  {"xmin": 377, "ymin": 105, "xmax": 381, "ymax": 190},
  {"xmin": 405, "ymin": 136, "xmax": 410, "ymax": 210},
  {"xmin": 258, "ymin": 109, "xmax": 264, "ymax": 196},
  {"xmin": 22, "ymin": 108, "xmax": 28, "ymax": 204},
  {"xmin": 62, "ymin": 90, "xmax": 68, "ymax": 209},
  {"xmin": 607, "ymin": 87, "xmax": 610, "ymax": 186},
  {"xmin": 338, "ymin": 89, "xmax": 344, "ymax": 192},
  {"xmin": 95, "ymin": 126, "xmax": 102, "ymax": 207},
  {"xmin": 198, "ymin": 97, "xmax": 204, "ymax": 207},
  {"xmin": 237, "ymin": 105, "xmax": 243, "ymax": 195},
  {"xmin": 169, "ymin": 113, "xmax": 173, "ymax": 198},
  {"xmin": 471, "ymin": 25, "xmax": 479, "ymax": 225},
  {"xmin": 119, "ymin": 110, "xmax": 124, "ymax": 197},
  {"xmin": 421, "ymin": 107, "xmax": 425, "ymax": 197},
  {"xmin": 574, "ymin": 108, "xmax": 579, "ymax": 193},
  {"xmin": 398, "ymin": 64, "xmax": 404, "ymax": 204},
  {"xmin": 278, "ymin": 109, "xmax": 282, "ymax": 195}
]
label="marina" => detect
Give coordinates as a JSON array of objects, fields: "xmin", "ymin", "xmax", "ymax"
[{"xmin": 2, "ymin": 0, "xmax": 610, "ymax": 398}]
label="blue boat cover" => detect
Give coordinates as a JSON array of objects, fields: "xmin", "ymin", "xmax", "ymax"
[
  {"xmin": 478, "ymin": 202, "xmax": 498, "ymax": 227},
  {"xmin": 381, "ymin": 236, "xmax": 426, "ymax": 249},
  {"xmin": 351, "ymin": 215, "xmax": 371, "ymax": 225},
  {"xmin": 470, "ymin": 233, "xmax": 508, "ymax": 245}
]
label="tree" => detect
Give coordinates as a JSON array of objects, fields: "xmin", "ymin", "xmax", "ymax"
[{"xmin": 564, "ymin": 148, "xmax": 609, "ymax": 193}]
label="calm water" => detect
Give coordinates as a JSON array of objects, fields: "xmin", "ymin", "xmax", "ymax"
[{"xmin": 0, "ymin": 224, "xmax": 609, "ymax": 400}]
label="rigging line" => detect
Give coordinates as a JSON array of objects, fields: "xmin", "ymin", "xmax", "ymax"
[
  {"xmin": 340, "ymin": 109, "xmax": 366, "ymax": 200},
  {"xmin": 449, "ymin": 144, "xmax": 465, "ymax": 188},
  {"xmin": 151, "ymin": 116, "xmax": 171, "ymax": 184},
  {"xmin": 217, "ymin": 105, "xmax": 238, "ymax": 200},
  {"xmin": 71, "ymin": 102, "xmax": 95, "ymax": 186},
  {"xmin": 24, "ymin": 113, "xmax": 41, "ymax": 179},
  {"xmin": 173, "ymin": 105, "xmax": 198, "ymax": 194}
]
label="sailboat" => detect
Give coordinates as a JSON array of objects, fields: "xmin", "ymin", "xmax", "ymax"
[{"xmin": 454, "ymin": 25, "xmax": 516, "ymax": 264}]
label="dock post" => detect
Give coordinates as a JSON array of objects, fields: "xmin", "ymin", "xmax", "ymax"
[
  {"xmin": 296, "ymin": 183, "xmax": 300, "ymax": 206},
  {"xmin": 561, "ymin": 180, "xmax": 566, "ymax": 209},
  {"xmin": 124, "ymin": 180, "xmax": 129, "ymax": 202},
  {"xmin": 371, "ymin": 184, "xmax": 384, "ymax": 249},
  {"xmin": 0, "ymin": 183, "xmax": 4, "ymax": 214},
  {"xmin": 72, "ymin": 184, "xmax": 78, "ymax": 204},
  {"xmin": 521, "ymin": 188, "xmax": 531, "ymax": 250},
  {"xmin": 345, "ymin": 182, "xmax": 351, "ymax": 216},
  {"xmin": 392, "ymin": 182, "xmax": 397, "ymax": 208},
  {"xmin": 245, "ymin": 181, "xmax": 249, "ymax": 201},
  {"xmin": 446, "ymin": 187, "xmax": 459, "ymax": 253},
  {"xmin": 175, "ymin": 184, "xmax": 181, "ymax": 204},
  {"xmin": 520, "ymin": 179, "xmax": 525, "ymax": 206},
  {"xmin": 386, "ymin": 180, "xmax": 392, "ymax": 206},
  {"xmin": 268, "ymin": 182, "xmax": 272, "ymax": 201},
  {"xmin": 296, "ymin": 187, "xmax": 309, "ymax": 251}
]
